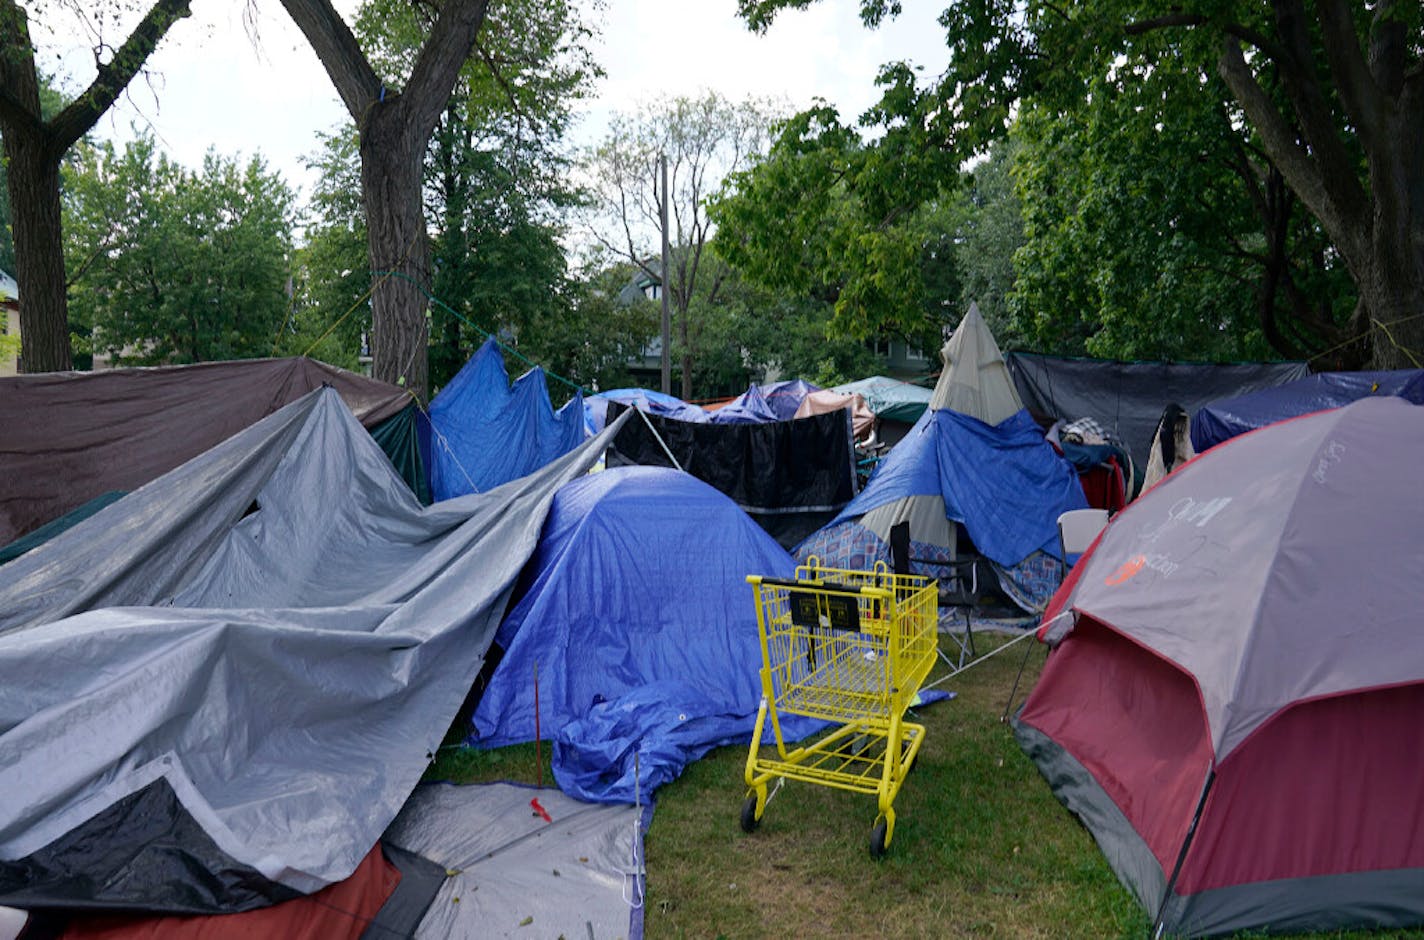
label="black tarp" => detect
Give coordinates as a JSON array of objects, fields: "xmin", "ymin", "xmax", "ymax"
[
  {"xmin": 1005, "ymin": 353, "xmax": 1309, "ymax": 470},
  {"xmin": 605, "ymin": 403, "xmax": 858, "ymax": 549}
]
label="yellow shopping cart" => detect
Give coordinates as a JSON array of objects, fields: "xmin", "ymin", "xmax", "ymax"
[{"xmin": 739, "ymin": 558, "xmax": 938, "ymax": 857}]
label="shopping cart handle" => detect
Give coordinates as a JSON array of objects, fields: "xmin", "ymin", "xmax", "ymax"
[{"xmin": 752, "ymin": 576, "xmax": 869, "ymax": 596}]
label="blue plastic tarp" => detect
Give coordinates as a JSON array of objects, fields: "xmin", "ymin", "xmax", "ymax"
[
  {"xmin": 708, "ymin": 384, "xmax": 779, "ymax": 424},
  {"xmin": 760, "ymin": 379, "xmax": 819, "ymax": 420},
  {"xmin": 583, "ymin": 387, "xmax": 707, "ymax": 435},
  {"xmin": 1191, "ymin": 369, "xmax": 1424, "ymax": 452},
  {"xmin": 832, "ymin": 409, "xmax": 1087, "ymax": 565},
  {"xmin": 427, "ymin": 339, "xmax": 585, "ymax": 499},
  {"xmin": 471, "ymin": 466, "xmax": 811, "ymax": 802}
]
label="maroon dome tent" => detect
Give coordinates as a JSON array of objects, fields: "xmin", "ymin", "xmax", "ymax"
[{"xmin": 1014, "ymin": 396, "xmax": 1424, "ymax": 937}]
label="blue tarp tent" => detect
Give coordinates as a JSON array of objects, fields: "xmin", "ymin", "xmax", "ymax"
[
  {"xmin": 708, "ymin": 384, "xmax": 779, "ymax": 424},
  {"xmin": 469, "ymin": 466, "xmax": 819, "ymax": 802},
  {"xmin": 1191, "ymin": 369, "xmax": 1424, "ymax": 452},
  {"xmin": 799, "ymin": 305, "xmax": 1086, "ymax": 614},
  {"xmin": 709, "ymin": 380, "xmax": 821, "ymax": 424},
  {"xmin": 426, "ymin": 339, "xmax": 585, "ymax": 499},
  {"xmin": 830, "ymin": 409, "xmax": 1086, "ymax": 567},
  {"xmin": 760, "ymin": 379, "xmax": 819, "ymax": 420},
  {"xmin": 583, "ymin": 387, "xmax": 707, "ymax": 435}
]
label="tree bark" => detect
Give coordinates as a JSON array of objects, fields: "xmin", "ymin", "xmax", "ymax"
[
  {"xmin": 281, "ymin": 0, "xmax": 491, "ymax": 402},
  {"xmin": 3, "ymin": 133, "xmax": 69, "ymax": 371},
  {"xmin": 0, "ymin": 0, "xmax": 192, "ymax": 373},
  {"xmin": 1213, "ymin": 2, "xmax": 1424, "ymax": 371},
  {"xmin": 360, "ymin": 110, "xmax": 430, "ymax": 396}
]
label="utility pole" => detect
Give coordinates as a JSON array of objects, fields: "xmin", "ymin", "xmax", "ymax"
[{"xmin": 659, "ymin": 153, "xmax": 672, "ymax": 396}]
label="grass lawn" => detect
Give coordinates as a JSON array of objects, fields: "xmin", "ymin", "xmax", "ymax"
[{"xmin": 430, "ymin": 632, "xmax": 1422, "ymax": 940}]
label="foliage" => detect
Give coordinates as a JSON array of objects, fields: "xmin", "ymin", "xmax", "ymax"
[
  {"xmin": 63, "ymin": 135, "xmax": 296, "ymax": 365},
  {"xmin": 731, "ymin": 1, "xmax": 1423, "ymax": 368},
  {"xmin": 282, "ymin": 128, "xmax": 366, "ymax": 369},
  {"xmin": 293, "ymin": 0, "xmax": 597, "ymax": 391},
  {"xmin": 516, "ymin": 260, "xmax": 660, "ymax": 405},
  {"xmin": 944, "ymin": 141, "xmax": 1025, "ymax": 348},
  {"xmin": 710, "ymin": 89, "xmax": 963, "ymax": 353},
  {"xmin": 1005, "ymin": 29, "xmax": 1355, "ymax": 363},
  {"xmin": 581, "ymin": 91, "xmax": 784, "ymax": 399}
]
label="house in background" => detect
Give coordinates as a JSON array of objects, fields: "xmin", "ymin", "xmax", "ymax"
[{"xmin": 0, "ymin": 270, "xmax": 19, "ymax": 377}]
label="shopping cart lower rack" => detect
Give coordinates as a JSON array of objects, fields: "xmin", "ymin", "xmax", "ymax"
[{"xmin": 739, "ymin": 559, "xmax": 938, "ymax": 857}]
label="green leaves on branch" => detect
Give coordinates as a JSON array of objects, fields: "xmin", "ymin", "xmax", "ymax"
[
  {"xmin": 710, "ymin": 93, "xmax": 959, "ymax": 350},
  {"xmin": 63, "ymin": 135, "xmax": 296, "ymax": 366}
]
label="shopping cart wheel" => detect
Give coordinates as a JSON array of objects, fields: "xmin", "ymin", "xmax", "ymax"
[
  {"xmin": 869, "ymin": 819, "xmax": 889, "ymax": 859},
  {"xmin": 740, "ymin": 793, "xmax": 762, "ymax": 833}
]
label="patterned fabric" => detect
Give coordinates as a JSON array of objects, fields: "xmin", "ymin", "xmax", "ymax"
[
  {"xmin": 798, "ymin": 523, "xmax": 1053, "ymax": 630},
  {"xmin": 1061, "ymin": 416, "xmax": 1121, "ymax": 447},
  {"xmin": 990, "ymin": 550, "xmax": 1064, "ymax": 614},
  {"xmin": 795, "ymin": 521, "xmax": 889, "ymax": 572}
]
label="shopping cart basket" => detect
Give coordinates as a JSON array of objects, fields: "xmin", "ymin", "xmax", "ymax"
[{"xmin": 739, "ymin": 558, "xmax": 938, "ymax": 857}]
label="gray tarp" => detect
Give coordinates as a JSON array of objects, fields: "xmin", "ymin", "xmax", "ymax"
[
  {"xmin": 0, "ymin": 357, "xmax": 412, "ymax": 547},
  {"xmin": 0, "ymin": 388, "xmax": 625, "ymax": 912},
  {"xmin": 385, "ymin": 783, "xmax": 645, "ymax": 939},
  {"xmin": 1005, "ymin": 353, "xmax": 1309, "ymax": 469}
]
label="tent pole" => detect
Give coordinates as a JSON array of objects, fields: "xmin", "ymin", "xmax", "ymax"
[
  {"xmin": 636, "ymin": 407, "xmax": 685, "ymax": 473},
  {"xmin": 1152, "ymin": 767, "xmax": 1216, "ymax": 938}
]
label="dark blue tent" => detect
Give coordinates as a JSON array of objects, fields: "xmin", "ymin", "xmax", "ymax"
[
  {"xmin": 470, "ymin": 466, "xmax": 819, "ymax": 802},
  {"xmin": 760, "ymin": 379, "xmax": 819, "ymax": 420},
  {"xmin": 1192, "ymin": 369, "xmax": 1424, "ymax": 452},
  {"xmin": 705, "ymin": 380, "xmax": 821, "ymax": 425},
  {"xmin": 426, "ymin": 339, "xmax": 585, "ymax": 499},
  {"xmin": 708, "ymin": 384, "xmax": 779, "ymax": 424}
]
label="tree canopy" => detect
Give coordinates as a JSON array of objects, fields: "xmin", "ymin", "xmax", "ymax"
[
  {"xmin": 0, "ymin": 0, "xmax": 194, "ymax": 371},
  {"xmin": 732, "ymin": 0, "xmax": 1423, "ymax": 368},
  {"xmin": 63, "ymin": 135, "xmax": 296, "ymax": 366}
]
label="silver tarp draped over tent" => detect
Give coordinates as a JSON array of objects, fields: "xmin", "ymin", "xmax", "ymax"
[{"xmin": 0, "ymin": 388, "xmax": 626, "ymax": 914}]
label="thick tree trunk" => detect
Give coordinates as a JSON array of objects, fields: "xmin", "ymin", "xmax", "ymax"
[
  {"xmin": 1361, "ymin": 100, "xmax": 1424, "ymax": 370},
  {"xmin": 2, "ymin": 131, "xmax": 71, "ymax": 372},
  {"xmin": 360, "ymin": 112, "xmax": 429, "ymax": 399}
]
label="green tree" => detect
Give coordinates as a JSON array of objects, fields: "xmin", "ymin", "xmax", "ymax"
[
  {"xmin": 0, "ymin": 0, "xmax": 193, "ymax": 371},
  {"xmin": 63, "ymin": 135, "xmax": 296, "ymax": 365},
  {"xmin": 583, "ymin": 92, "xmax": 783, "ymax": 400},
  {"xmin": 293, "ymin": 0, "xmax": 595, "ymax": 393},
  {"xmin": 946, "ymin": 142, "xmax": 1024, "ymax": 347},
  {"xmin": 517, "ymin": 257, "xmax": 661, "ymax": 404},
  {"xmin": 1005, "ymin": 33, "xmax": 1356, "ymax": 364},
  {"xmin": 284, "ymin": 128, "xmax": 367, "ymax": 369},
  {"xmin": 735, "ymin": 1, "xmax": 1423, "ymax": 369},
  {"xmin": 709, "ymin": 93, "xmax": 963, "ymax": 356}
]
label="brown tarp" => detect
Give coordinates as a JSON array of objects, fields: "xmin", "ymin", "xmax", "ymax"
[{"xmin": 0, "ymin": 358, "xmax": 409, "ymax": 546}]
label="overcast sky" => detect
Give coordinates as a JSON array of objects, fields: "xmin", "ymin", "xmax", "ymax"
[{"xmin": 36, "ymin": 0, "xmax": 947, "ymax": 204}]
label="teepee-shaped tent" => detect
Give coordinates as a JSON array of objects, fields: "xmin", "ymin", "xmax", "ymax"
[{"xmin": 796, "ymin": 304, "xmax": 1085, "ymax": 613}]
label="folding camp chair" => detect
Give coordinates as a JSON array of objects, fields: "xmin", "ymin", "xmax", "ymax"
[
  {"xmin": 1000, "ymin": 508, "xmax": 1110, "ymax": 721},
  {"xmin": 889, "ymin": 521, "xmax": 981, "ymax": 676}
]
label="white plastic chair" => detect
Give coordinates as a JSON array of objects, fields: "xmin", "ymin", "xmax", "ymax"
[{"xmin": 1057, "ymin": 508, "xmax": 1110, "ymax": 568}]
